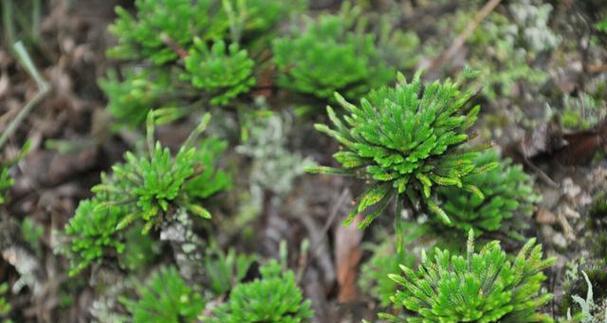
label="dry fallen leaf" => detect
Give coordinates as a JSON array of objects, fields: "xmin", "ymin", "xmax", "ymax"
[{"xmin": 334, "ymin": 214, "xmax": 363, "ymax": 303}]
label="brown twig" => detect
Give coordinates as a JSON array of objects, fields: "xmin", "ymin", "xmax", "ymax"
[
  {"xmin": 428, "ymin": 0, "xmax": 503, "ymax": 73},
  {"xmin": 161, "ymin": 33, "xmax": 188, "ymax": 59},
  {"xmin": 296, "ymin": 188, "xmax": 349, "ymax": 283},
  {"xmin": 0, "ymin": 41, "xmax": 50, "ymax": 149}
]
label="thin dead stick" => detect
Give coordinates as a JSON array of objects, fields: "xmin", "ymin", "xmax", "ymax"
[
  {"xmin": 311, "ymin": 188, "xmax": 350, "ymax": 257},
  {"xmin": 0, "ymin": 41, "xmax": 50, "ymax": 149},
  {"xmin": 428, "ymin": 0, "xmax": 502, "ymax": 72},
  {"xmin": 523, "ymin": 157, "xmax": 559, "ymax": 188},
  {"xmin": 296, "ymin": 188, "xmax": 349, "ymax": 283}
]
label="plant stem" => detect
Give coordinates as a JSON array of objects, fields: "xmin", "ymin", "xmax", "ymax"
[
  {"xmin": 1, "ymin": 0, "xmax": 15, "ymax": 45},
  {"xmin": 32, "ymin": 0, "xmax": 41, "ymax": 41},
  {"xmin": 428, "ymin": 0, "xmax": 502, "ymax": 73},
  {"xmin": 0, "ymin": 41, "xmax": 50, "ymax": 149}
]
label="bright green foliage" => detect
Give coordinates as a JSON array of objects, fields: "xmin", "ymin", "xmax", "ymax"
[
  {"xmin": 21, "ymin": 218, "xmax": 44, "ymax": 256},
  {"xmin": 273, "ymin": 10, "xmax": 393, "ymax": 100},
  {"xmin": 65, "ymin": 200, "xmax": 126, "ymax": 275},
  {"xmin": 211, "ymin": 260, "xmax": 314, "ymax": 322},
  {"xmin": 108, "ymin": 0, "xmax": 229, "ymax": 64},
  {"xmin": 386, "ymin": 231, "xmax": 555, "ymax": 323},
  {"xmin": 108, "ymin": 0, "xmax": 301, "ymax": 63},
  {"xmin": 0, "ymin": 283, "xmax": 10, "ymax": 318},
  {"xmin": 104, "ymin": 143, "xmax": 207, "ymax": 223},
  {"xmin": 65, "ymin": 116, "xmax": 231, "ymax": 275},
  {"xmin": 122, "ymin": 267, "xmax": 205, "ymax": 323},
  {"xmin": 118, "ymin": 226, "xmax": 159, "ymax": 272},
  {"xmin": 0, "ymin": 166, "xmax": 13, "ymax": 205},
  {"xmin": 435, "ymin": 149, "xmax": 538, "ymax": 235},
  {"xmin": 597, "ymin": 17, "xmax": 607, "ymax": 33},
  {"xmin": 203, "ymin": 247, "xmax": 256, "ymax": 295},
  {"xmin": 99, "ymin": 68, "xmax": 175, "ymax": 126},
  {"xmin": 104, "ymin": 0, "xmax": 302, "ymax": 124},
  {"xmin": 182, "ymin": 39, "xmax": 255, "ymax": 106},
  {"xmin": 184, "ymin": 137, "xmax": 232, "ymax": 199},
  {"xmin": 310, "ymin": 73, "xmax": 485, "ymax": 227},
  {"xmin": 359, "ymin": 224, "xmax": 431, "ymax": 306}
]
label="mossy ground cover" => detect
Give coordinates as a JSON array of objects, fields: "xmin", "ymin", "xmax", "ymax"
[{"xmin": 1, "ymin": 0, "xmax": 607, "ymax": 322}]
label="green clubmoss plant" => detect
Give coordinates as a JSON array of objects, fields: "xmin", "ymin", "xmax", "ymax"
[
  {"xmin": 182, "ymin": 39, "xmax": 255, "ymax": 106},
  {"xmin": 385, "ymin": 230, "xmax": 556, "ymax": 323},
  {"xmin": 121, "ymin": 266, "xmax": 205, "ymax": 323},
  {"xmin": 0, "ymin": 167, "xmax": 13, "ymax": 206},
  {"xmin": 203, "ymin": 246, "xmax": 256, "ymax": 296},
  {"xmin": 272, "ymin": 5, "xmax": 394, "ymax": 100},
  {"xmin": 99, "ymin": 68, "xmax": 177, "ymax": 127},
  {"xmin": 210, "ymin": 260, "xmax": 314, "ymax": 322},
  {"xmin": 309, "ymin": 73, "xmax": 491, "ymax": 227},
  {"xmin": 359, "ymin": 223, "xmax": 432, "ymax": 306},
  {"xmin": 65, "ymin": 113, "xmax": 231, "ymax": 275},
  {"xmin": 0, "ymin": 283, "xmax": 10, "ymax": 319},
  {"xmin": 435, "ymin": 149, "xmax": 538, "ymax": 236},
  {"xmin": 103, "ymin": 0, "xmax": 302, "ymax": 125},
  {"xmin": 597, "ymin": 16, "xmax": 607, "ymax": 33}
]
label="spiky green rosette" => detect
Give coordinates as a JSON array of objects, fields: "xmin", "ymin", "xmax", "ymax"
[
  {"xmin": 310, "ymin": 73, "xmax": 485, "ymax": 227},
  {"xmin": 386, "ymin": 231, "xmax": 555, "ymax": 323},
  {"xmin": 210, "ymin": 260, "xmax": 314, "ymax": 322},
  {"xmin": 272, "ymin": 12, "xmax": 393, "ymax": 100},
  {"xmin": 108, "ymin": 0, "xmax": 297, "ymax": 64},
  {"xmin": 65, "ymin": 114, "xmax": 231, "ymax": 275},
  {"xmin": 99, "ymin": 68, "xmax": 176, "ymax": 127},
  {"xmin": 122, "ymin": 267, "xmax": 205, "ymax": 323},
  {"xmin": 182, "ymin": 39, "xmax": 255, "ymax": 106},
  {"xmin": 435, "ymin": 149, "xmax": 538, "ymax": 236}
]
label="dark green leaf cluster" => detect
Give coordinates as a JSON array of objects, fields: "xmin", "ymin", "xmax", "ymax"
[
  {"xmin": 108, "ymin": 0, "xmax": 228, "ymax": 64},
  {"xmin": 108, "ymin": 0, "xmax": 298, "ymax": 63},
  {"xmin": 99, "ymin": 68, "xmax": 175, "ymax": 126},
  {"xmin": 182, "ymin": 39, "xmax": 255, "ymax": 106},
  {"xmin": 0, "ymin": 283, "xmax": 10, "ymax": 318},
  {"xmin": 435, "ymin": 149, "xmax": 538, "ymax": 235},
  {"xmin": 272, "ymin": 10, "xmax": 394, "ymax": 100},
  {"xmin": 122, "ymin": 266, "xmax": 205, "ymax": 323},
  {"xmin": 387, "ymin": 231, "xmax": 555, "ymax": 323},
  {"xmin": 0, "ymin": 166, "xmax": 13, "ymax": 206},
  {"xmin": 203, "ymin": 246, "xmax": 256, "ymax": 296},
  {"xmin": 211, "ymin": 260, "xmax": 314, "ymax": 322},
  {"xmin": 359, "ymin": 224, "xmax": 431, "ymax": 306},
  {"xmin": 118, "ymin": 226, "xmax": 159, "ymax": 272},
  {"xmin": 310, "ymin": 73, "xmax": 483, "ymax": 227},
  {"xmin": 598, "ymin": 17, "xmax": 607, "ymax": 33},
  {"xmin": 65, "ymin": 117, "xmax": 231, "ymax": 275},
  {"xmin": 103, "ymin": 0, "xmax": 302, "ymax": 124}
]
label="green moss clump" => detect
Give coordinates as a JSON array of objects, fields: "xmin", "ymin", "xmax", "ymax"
[
  {"xmin": 273, "ymin": 8, "xmax": 393, "ymax": 100},
  {"xmin": 310, "ymin": 73, "xmax": 490, "ymax": 227},
  {"xmin": 65, "ymin": 115, "xmax": 231, "ymax": 275},
  {"xmin": 122, "ymin": 267, "xmax": 205, "ymax": 323},
  {"xmin": 210, "ymin": 260, "xmax": 314, "ymax": 322},
  {"xmin": 435, "ymin": 149, "xmax": 538, "ymax": 236},
  {"xmin": 385, "ymin": 231, "xmax": 555, "ymax": 322}
]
